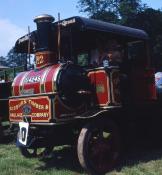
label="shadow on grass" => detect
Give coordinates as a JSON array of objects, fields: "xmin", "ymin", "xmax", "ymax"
[
  {"xmin": 37, "ymin": 146, "xmax": 85, "ymax": 174},
  {"xmin": 117, "ymin": 149, "xmax": 162, "ymax": 171}
]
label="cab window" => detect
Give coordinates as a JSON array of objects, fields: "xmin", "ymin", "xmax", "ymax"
[{"xmin": 77, "ymin": 53, "xmax": 89, "ymax": 67}]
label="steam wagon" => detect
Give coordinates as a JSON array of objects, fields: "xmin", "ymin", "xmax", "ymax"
[{"xmin": 9, "ymin": 14, "xmax": 157, "ymax": 174}]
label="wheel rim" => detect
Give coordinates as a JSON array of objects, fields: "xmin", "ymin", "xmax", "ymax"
[{"xmin": 87, "ymin": 127, "xmax": 120, "ymax": 173}]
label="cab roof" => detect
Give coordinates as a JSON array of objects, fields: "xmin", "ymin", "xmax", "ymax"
[{"xmin": 56, "ymin": 16, "xmax": 148, "ymax": 40}]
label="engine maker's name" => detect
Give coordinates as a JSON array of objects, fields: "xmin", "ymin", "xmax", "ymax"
[
  {"xmin": 10, "ymin": 112, "xmax": 49, "ymax": 118},
  {"xmin": 9, "ymin": 99, "xmax": 49, "ymax": 111}
]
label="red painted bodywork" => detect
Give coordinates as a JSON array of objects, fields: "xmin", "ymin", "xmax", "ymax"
[
  {"xmin": 9, "ymin": 64, "xmax": 156, "ymax": 123},
  {"xmin": 12, "ymin": 64, "xmax": 61, "ymax": 96},
  {"xmin": 88, "ymin": 70, "xmax": 110, "ymax": 106},
  {"xmin": 88, "ymin": 68, "xmax": 121, "ymax": 107},
  {"xmin": 10, "ymin": 63, "xmax": 86, "ymax": 122}
]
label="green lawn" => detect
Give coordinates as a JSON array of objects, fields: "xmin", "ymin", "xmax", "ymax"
[
  {"xmin": 1, "ymin": 142, "xmax": 162, "ymax": 175},
  {"xmin": 0, "ymin": 143, "xmax": 86, "ymax": 175}
]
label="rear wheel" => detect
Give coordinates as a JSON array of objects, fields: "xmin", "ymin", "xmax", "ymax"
[{"xmin": 77, "ymin": 119, "xmax": 121, "ymax": 175}]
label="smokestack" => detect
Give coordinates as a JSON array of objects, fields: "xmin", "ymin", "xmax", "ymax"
[
  {"xmin": 34, "ymin": 14, "xmax": 56, "ymax": 69},
  {"xmin": 34, "ymin": 14, "xmax": 55, "ymax": 52}
]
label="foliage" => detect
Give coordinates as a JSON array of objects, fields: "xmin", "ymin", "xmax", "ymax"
[
  {"xmin": 131, "ymin": 8, "xmax": 162, "ymax": 70},
  {"xmin": 77, "ymin": 0, "xmax": 146, "ymax": 24},
  {"xmin": 0, "ymin": 56, "xmax": 8, "ymax": 67},
  {"xmin": 119, "ymin": 0, "xmax": 147, "ymax": 26},
  {"xmin": 77, "ymin": 0, "xmax": 120, "ymax": 23},
  {"xmin": 5, "ymin": 47, "xmax": 27, "ymax": 68}
]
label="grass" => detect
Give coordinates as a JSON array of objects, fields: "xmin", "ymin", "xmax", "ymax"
[
  {"xmin": 1, "ymin": 123, "xmax": 162, "ymax": 175},
  {"xmin": 0, "ymin": 140, "xmax": 86, "ymax": 175},
  {"xmin": 1, "ymin": 141, "xmax": 162, "ymax": 175}
]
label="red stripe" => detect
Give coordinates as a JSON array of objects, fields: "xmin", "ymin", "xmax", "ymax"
[{"xmin": 13, "ymin": 72, "xmax": 25, "ymax": 96}]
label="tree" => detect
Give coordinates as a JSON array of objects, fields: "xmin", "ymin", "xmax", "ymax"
[
  {"xmin": 132, "ymin": 8, "xmax": 162, "ymax": 70},
  {"xmin": 6, "ymin": 47, "xmax": 28, "ymax": 68},
  {"xmin": 77, "ymin": 0, "xmax": 145, "ymax": 24},
  {"xmin": 77, "ymin": 0, "xmax": 120, "ymax": 23},
  {"xmin": 0, "ymin": 56, "xmax": 7, "ymax": 66},
  {"xmin": 119, "ymin": 0, "xmax": 146, "ymax": 26}
]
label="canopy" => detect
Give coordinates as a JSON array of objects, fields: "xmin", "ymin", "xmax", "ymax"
[
  {"xmin": 14, "ymin": 16, "xmax": 148, "ymax": 53},
  {"xmin": 57, "ymin": 16, "xmax": 148, "ymax": 40}
]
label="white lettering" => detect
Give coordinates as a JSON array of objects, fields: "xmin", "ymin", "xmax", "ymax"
[
  {"xmin": 61, "ymin": 18, "xmax": 76, "ymax": 27},
  {"xmin": 24, "ymin": 76, "xmax": 41, "ymax": 83}
]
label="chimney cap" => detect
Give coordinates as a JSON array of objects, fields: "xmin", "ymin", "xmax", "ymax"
[{"xmin": 34, "ymin": 14, "xmax": 55, "ymax": 23}]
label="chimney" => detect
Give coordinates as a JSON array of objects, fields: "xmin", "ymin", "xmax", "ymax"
[{"xmin": 34, "ymin": 14, "xmax": 56, "ymax": 69}]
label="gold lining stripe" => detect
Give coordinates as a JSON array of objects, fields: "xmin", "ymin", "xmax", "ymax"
[
  {"xmin": 110, "ymin": 70, "xmax": 121, "ymax": 105},
  {"xmin": 40, "ymin": 66, "xmax": 52, "ymax": 93},
  {"xmin": 52, "ymin": 65, "xmax": 62, "ymax": 92},
  {"xmin": 19, "ymin": 71, "xmax": 31, "ymax": 95}
]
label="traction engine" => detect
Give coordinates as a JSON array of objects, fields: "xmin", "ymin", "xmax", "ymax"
[{"xmin": 9, "ymin": 14, "xmax": 157, "ymax": 175}]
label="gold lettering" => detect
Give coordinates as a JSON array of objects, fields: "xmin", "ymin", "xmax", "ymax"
[
  {"xmin": 10, "ymin": 99, "xmax": 49, "ymax": 115},
  {"xmin": 36, "ymin": 55, "xmax": 44, "ymax": 65},
  {"xmin": 31, "ymin": 113, "xmax": 49, "ymax": 118},
  {"xmin": 45, "ymin": 105, "xmax": 49, "ymax": 110}
]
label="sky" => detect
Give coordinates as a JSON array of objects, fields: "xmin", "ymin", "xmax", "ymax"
[{"xmin": 0, "ymin": 0, "xmax": 161, "ymax": 57}]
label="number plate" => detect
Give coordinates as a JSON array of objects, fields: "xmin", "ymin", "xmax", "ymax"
[{"xmin": 18, "ymin": 122, "xmax": 29, "ymax": 145}]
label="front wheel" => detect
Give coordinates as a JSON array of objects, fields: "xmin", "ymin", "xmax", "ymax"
[
  {"xmin": 77, "ymin": 119, "xmax": 121, "ymax": 175},
  {"xmin": 19, "ymin": 146, "xmax": 54, "ymax": 158},
  {"xmin": 17, "ymin": 131, "xmax": 54, "ymax": 158}
]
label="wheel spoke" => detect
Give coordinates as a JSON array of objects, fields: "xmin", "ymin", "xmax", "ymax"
[
  {"xmin": 19, "ymin": 146, "xmax": 54, "ymax": 158},
  {"xmin": 33, "ymin": 148, "xmax": 37, "ymax": 156}
]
